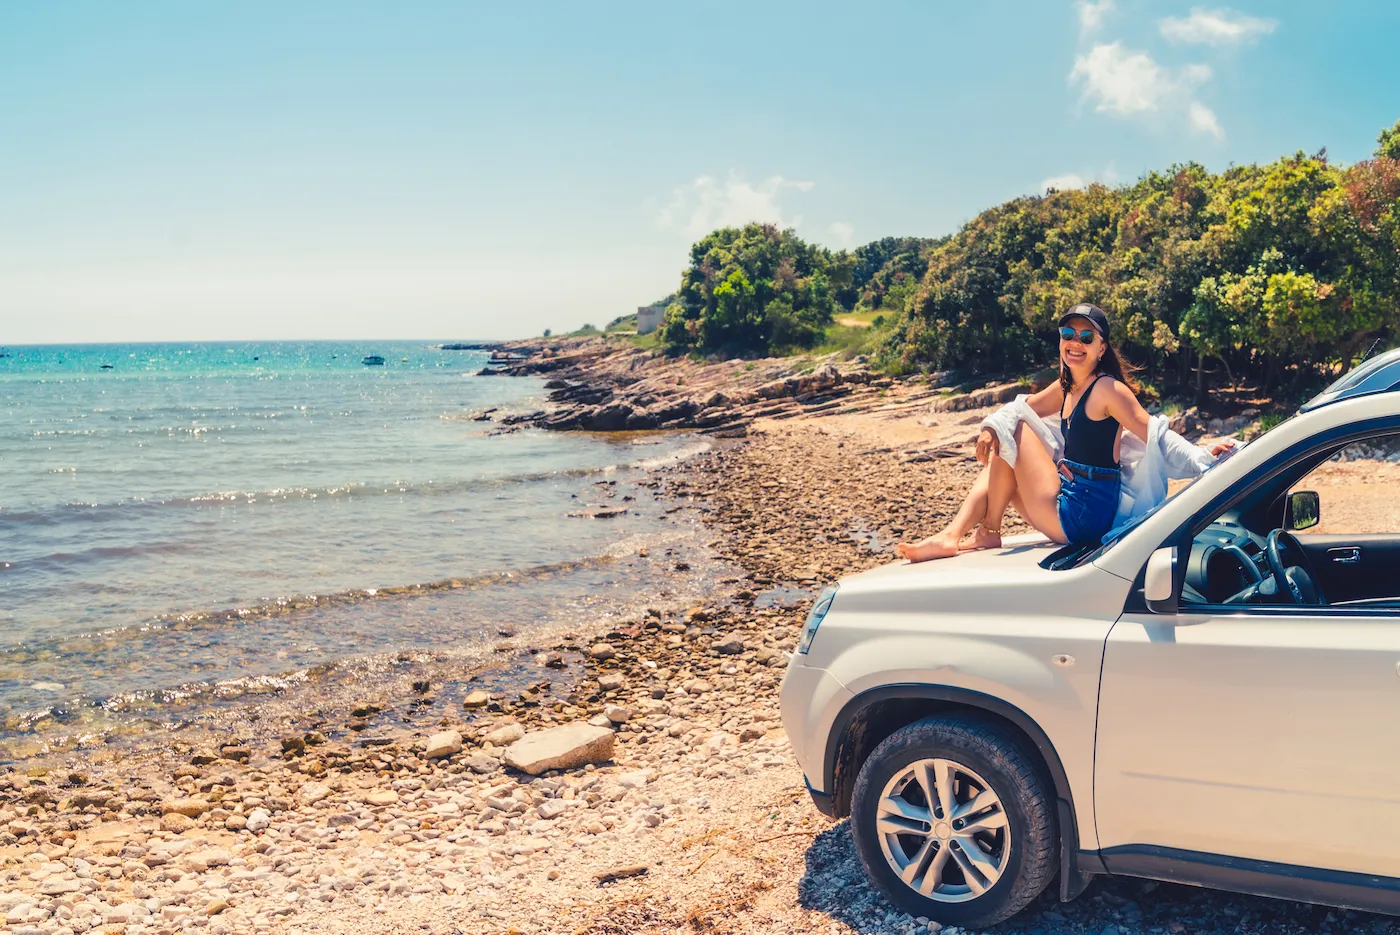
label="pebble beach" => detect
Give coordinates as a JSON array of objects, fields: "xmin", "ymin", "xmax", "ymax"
[{"xmin": 2, "ymin": 339, "xmax": 1393, "ymax": 935}]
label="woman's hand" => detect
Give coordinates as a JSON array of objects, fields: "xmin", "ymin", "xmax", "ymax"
[
  {"xmin": 1208, "ymin": 437, "xmax": 1239, "ymax": 458},
  {"xmin": 976, "ymin": 428, "xmax": 1000, "ymax": 465}
]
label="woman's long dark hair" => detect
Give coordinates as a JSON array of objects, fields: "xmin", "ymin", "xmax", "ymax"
[{"xmin": 1059, "ymin": 334, "xmax": 1140, "ymax": 396}]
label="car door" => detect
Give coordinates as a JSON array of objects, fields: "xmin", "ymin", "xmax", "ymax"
[
  {"xmin": 1095, "ymin": 603, "xmax": 1400, "ymax": 878},
  {"xmin": 1295, "ymin": 533, "xmax": 1400, "ymax": 604},
  {"xmin": 1288, "ymin": 457, "xmax": 1400, "ymax": 603},
  {"xmin": 1095, "ymin": 428, "xmax": 1400, "ymax": 880}
]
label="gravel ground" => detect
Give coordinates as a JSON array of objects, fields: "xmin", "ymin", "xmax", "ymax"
[{"xmin": 3, "ymin": 395, "xmax": 1396, "ymax": 935}]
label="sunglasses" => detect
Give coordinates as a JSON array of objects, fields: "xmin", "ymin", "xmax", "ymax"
[{"xmin": 1059, "ymin": 327, "xmax": 1099, "ymax": 345}]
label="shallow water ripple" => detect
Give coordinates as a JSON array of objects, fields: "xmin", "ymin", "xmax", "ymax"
[{"xmin": 0, "ymin": 340, "xmax": 714, "ymax": 759}]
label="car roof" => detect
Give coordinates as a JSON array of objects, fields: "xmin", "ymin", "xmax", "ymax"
[{"xmin": 1299, "ymin": 347, "xmax": 1400, "ymax": 413}]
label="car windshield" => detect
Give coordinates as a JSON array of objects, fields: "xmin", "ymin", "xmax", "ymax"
[{"xmin": 1300, "ymin": 346, "xmax": 1400, "ymax": 412}]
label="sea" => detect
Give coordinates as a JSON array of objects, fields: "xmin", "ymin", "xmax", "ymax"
[{"xmin": 0, "ymin": 340, "xmax": 721, "ymax": 761}]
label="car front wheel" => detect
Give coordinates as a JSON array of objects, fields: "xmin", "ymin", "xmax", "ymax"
[{"xmin": 849, "ymin": 715, "xmax": 1057, "ymax": 927}]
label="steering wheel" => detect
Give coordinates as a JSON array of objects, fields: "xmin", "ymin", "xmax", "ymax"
[{"xmin": 1265, "ymin": 528, "xmax": 1326, "ymax": 605}]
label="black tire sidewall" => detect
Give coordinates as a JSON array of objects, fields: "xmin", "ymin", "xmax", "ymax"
[{"xmin": 850, "ymin": 717, "xmax": 1053, "ymax": 927}]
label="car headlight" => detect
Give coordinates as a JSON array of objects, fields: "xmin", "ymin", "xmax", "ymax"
[{"xmin": 798, "ymin": 586, "xmax": 838, "ymax": 654}]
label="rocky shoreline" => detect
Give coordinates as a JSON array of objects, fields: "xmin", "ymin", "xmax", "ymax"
[
  {"xmin": 479, "ymin": 336, "xmax": 897, "ymax": 436},
  {"xmin": 2, "ymin": 343, "xmax": 1387, "ymax": 935},
  {"xmin": 471, "ymin": 335, "xmax": 1277, "ymax": 446}
]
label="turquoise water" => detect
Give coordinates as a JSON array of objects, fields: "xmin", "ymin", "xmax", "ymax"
[{"xmin": 0, "ymin": 341, "xmax": 712, "ymax": 757}]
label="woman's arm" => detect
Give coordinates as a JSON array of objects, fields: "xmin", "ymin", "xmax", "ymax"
[
  {"xmin": 975, "ymin": 383, "xmax": 1064, "ymax": 465},
  {"xmin": 1103, "ymin": 379, "xmax": 1240, "ymax": 457},
  {"xmin": 1026, "ymin": 382, "xmax": 1066, "ymax": 419},
  {"xmin": 1103, "ymin": 379, "xmax": 1152, "ymax": 443}
]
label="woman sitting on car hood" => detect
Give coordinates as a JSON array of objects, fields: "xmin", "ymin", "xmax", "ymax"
[{"xmin": 896, "ymin": 303, "xmax": 1237, "ymax": 562}]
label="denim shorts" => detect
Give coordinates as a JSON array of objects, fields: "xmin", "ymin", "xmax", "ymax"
[{"xmin": 1056, "ymin": 458, "xmax": 1122, "ymax": 546}]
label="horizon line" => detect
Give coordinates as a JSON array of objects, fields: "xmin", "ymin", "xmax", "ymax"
[{"xmin": 0, "ymin": 337, "xmax": 524, "ymax": 350}]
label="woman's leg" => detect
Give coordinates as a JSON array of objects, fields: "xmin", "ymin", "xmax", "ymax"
[
  {"xmin": 895, "ymin": 424, "xmax": 1067, "ymax": 562},
  {"xmin": 1002, "ymin": 423, "xmax": 1068, "ymax": 543},
  {"xmin": 895, "ymin": 462, "xmax": 993, "ymax": 561},
  {"xmin": 897, "ymin": 444, "xmax": 1030, "ymax": 560},
  {"xmin": 958, "ymin": 453, "xmax": 1017, "ymax": 550}
]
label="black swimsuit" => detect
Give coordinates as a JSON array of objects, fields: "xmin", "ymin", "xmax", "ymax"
[
  {"xmin": 1061, "ymin": 375, "xmax": 1120, "ymax": 469},
  {"xmin": 1055, "ymin": 375, "xmax": 1124, "ymax": 546}
]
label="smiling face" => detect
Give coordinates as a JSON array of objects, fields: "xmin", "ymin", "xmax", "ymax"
[{"xmin": 1060, "ymin": 315, "xmax": 1104, "ymax": 372}]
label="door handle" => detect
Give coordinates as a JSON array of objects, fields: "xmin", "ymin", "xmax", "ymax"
[{"xmin": 1328, "ymin": 547, "xmax": 1361, "ymax": 564}]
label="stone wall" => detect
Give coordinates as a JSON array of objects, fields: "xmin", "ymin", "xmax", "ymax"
[{"xmin": 636, "ymin": 306, "xmax": 663, "ymax": 335}]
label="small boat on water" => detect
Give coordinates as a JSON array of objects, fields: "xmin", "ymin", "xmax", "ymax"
[
  {"xmin": 362, "ymin": 355, "xmax": 385, "ymax": 366},
  {"xmin": 100, "ymin": 363, "xmax": 114, "ymax": 370}
]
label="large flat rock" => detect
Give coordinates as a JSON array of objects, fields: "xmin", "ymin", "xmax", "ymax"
[
  {"xmin": 423, "ymin": 730, "xmax": 463, "ymax": 759},
  {"xmin": 503, "ymin": 723, "xmax": 614, "ymax": 776},
  {"xmin": 928, "ymin": 381, "xmax": 1030, "ymax": 413}
]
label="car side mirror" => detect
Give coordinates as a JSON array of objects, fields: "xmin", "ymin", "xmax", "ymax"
[
  {"xmin": 1144, "ymin": 546, "xmax": 1178, "ymax": 615},
  {"xmin": 1286, "ymin": 490, "xmax": 1320, "ymax": 531}
]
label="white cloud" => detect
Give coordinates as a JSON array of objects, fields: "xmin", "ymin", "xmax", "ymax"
[
  {"xmin": 1160, "ymin": 7, "xmax": 1278, "ymax": 44},
  {"xmin": 826, "ymin": 221, "xmax": 855, "ymax": 246},
  {"xmin": 1187, "ymin": 101, "xmax": 1224, "ymax": 139},
  {"xmin": 656, "ymin": 172, "xmax": 813, "ymax": 239},
  {"xmin": 1076, "ymin": 0, "xmax": 1115, "ymax": 34},
  {"xmin": 1041, "ymin": 173, "xmax": 1088, "ymax": 192},
  {"xmin": 1069, "ymin": 42, "xmax": 1222, "ymax": 138},
  {"xmin": 1070, "ymin": 42, "xmax": 1209, "ymax": 115}
]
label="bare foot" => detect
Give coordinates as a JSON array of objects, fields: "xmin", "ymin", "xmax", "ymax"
[
  {"xmin": 958, "ymin": 525, "xmax": 1002, "ymax": 551},
  {"xmin": 895, "ymin": 534, "xmax": 959, "ymax": 563}
]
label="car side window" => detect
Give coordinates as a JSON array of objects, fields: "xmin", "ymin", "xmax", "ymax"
[
  {"xmin": 1180, "ymin": 432, "xmax": 1400, "ymax": 609},
  {"xmin": 1288, "ymin": 437, "xmax": 1400, "ymax": 535}
]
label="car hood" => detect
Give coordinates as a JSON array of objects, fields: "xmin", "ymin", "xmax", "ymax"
[
  {"xmin": 830, "ymin": 532, "xmax": 1128, "ymax": 618},
  {"xmin": 840, "ymin": 532, "xmax": 1057, "ymax": 591}
]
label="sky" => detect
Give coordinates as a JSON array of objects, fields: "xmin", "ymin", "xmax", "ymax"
[{"xmin": 2, "ymin": 1, "xmax": 1398, "ymax": 345}]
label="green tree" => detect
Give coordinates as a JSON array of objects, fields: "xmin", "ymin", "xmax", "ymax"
[
  {"xmin": 661, "ymin": 223, "xmax": 840, "ymax": 356},
  {"xmin": 840, "ymin": 236, "xmax": 935, "ymax": 310},
  {"xmin": 1377, "ymin": 119, "xmax": 1400, "ymax": 160}
]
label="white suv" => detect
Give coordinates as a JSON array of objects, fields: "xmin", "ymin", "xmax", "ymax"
[{"xmin": 780, "ymin": 349, "xmax": 1400, "ymax": 928}]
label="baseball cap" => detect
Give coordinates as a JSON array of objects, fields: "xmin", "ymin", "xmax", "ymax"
[{"xmin": 1058, "ymin": 303, "xmax": 1110, "ymax": 340}]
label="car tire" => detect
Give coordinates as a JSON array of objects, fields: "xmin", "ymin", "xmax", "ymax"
[{"xmin": 849, "ymin": 715, "xmax": 1057, "ymax": 928}]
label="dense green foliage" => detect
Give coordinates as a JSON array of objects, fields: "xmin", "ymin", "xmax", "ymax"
[
  {"xmin": 660, "ymin": 121, "xmax": 1400, "ymax": 398},
  {"xmin": 658, "ymin": 227, "xmax": 937, "ymax": 357},
  {"xmin": 878, "ymin": 121, "xmax": 1400, "ymax": 395},
  {"xmin": 1378, "ymin": 120, "xmax": 1400, "ymax": 161},
  {"xmin": 660, "ymin": 224, "xmax": 854, "ymax": 355},
  {"xmin": 842, "ymin": 236, "xmax": 937, "ymax": 312}
]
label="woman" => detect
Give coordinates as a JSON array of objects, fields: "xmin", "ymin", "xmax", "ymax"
[{"xmin": 896, "ymin": 303, "xmax": 1210, "ymax": 562}]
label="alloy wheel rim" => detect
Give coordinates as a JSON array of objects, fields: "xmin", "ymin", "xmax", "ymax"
[{"xmin": 874, "ymin": 757, "xmax": 1010, "ymax": 903}]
